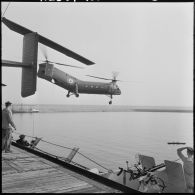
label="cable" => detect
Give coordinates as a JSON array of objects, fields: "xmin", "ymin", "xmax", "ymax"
[
  {"xmin": 13, "ymin": 132, "xmax": 181, "ymax": 174},
  {"xmin": 41, "ymin": 139, "xmax": 73, "ymax": 150},
  {"xmin": 77, "ymin": 151, "xmax": 111, "ymax": 172},
  {"xmin": 1, "ymin": 2, "xmax": 11, "ymax": 18},
  {"xmin": 41, "ymin": 139, "xmax": 112, "ymax": 171},
  {"xmin": 40, "ymin": 139, "xmax": 112, "ymax": 171},
  {"xmin": 33, "ymin": 146, "xmax": 89, "ymax": 170},
  {"xmin": 41, "ymin": 140, "xmax": 112, "ymax": 171},
  {"xmin": 34, "ymin": 146, "xmax": 61, "ymax": 159},
  {"xmin": 13, "ymin": 130, "xmax": 181, "ymax": 173},
  {"xmin": 12, "ymin": 131, "xmax": 112, "ymax": 172}
]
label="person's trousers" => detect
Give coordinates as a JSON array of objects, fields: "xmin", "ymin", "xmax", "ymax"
[{"xmin": 2, "ymin": 129, "xmax": 12, "ymax": 152}]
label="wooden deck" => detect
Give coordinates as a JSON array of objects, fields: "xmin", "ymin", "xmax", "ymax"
[{"xmin": 2, "ymin": 146, "xmax": 121, "ymax": 193}]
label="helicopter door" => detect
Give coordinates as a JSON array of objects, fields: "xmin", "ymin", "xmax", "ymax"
[{"xmin": 45, "ymin": 64, "xmax": 54, "ymax": 77}]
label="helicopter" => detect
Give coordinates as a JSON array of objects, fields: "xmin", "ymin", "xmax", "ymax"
[
  {"xmin": 37, "ymin": 56, "xmax": 121, "ymax": 105},
  {"xmin": 2, "ymin": 16, "xmax": 122, "ymax": 104},
  {"xmin": 2, "ymin": 17, "xmax": 95, "ymax": 98}
]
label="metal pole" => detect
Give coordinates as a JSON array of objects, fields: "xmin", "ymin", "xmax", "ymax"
[{"xmin": 32, "ymin": 112, "xmax": 35, "ymax": 137}]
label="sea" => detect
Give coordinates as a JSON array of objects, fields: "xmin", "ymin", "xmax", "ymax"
[{"xmin": 12, "ymin": 111, "xmax": 193, "ymax": 172}]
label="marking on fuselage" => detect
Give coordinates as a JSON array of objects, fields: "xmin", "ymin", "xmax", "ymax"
[{"xmin": 68, "ymin": 78, "xmax": 74, "ymax": 84}]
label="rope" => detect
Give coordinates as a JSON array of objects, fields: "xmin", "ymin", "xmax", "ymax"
[
  {"xmin": 41, "ymin": 139, "xmax": 112, "ymax": 171},
  {"xmin": 13, "ymin": 131, "xmax": 182, "ymax": 173},
  {"xmin": 41, "ymin": 140, "xmax": 112, "ymax": 171},
  {"xmin": 12, "ymin": 131, "xmax": 112, "ymax": 172},
  {"xmin": 1, "ymin": 2, "xmax": 11, "ymax": 18},
  {"xmin": 13, "ymin": 130, "xmax": 182, "ymax": 173},
  {"xmin": 77, "ymin": 151, "xmax": 111, "ymax": 172},
  {"xmin": 34, "ymin": 146, "xmax": 61, "ymax": 159},
  {"xmin": 41, "ymin": 139, "xmax": 73, "ymax": 150},
  {"xmin": 34, "ymin": 146, "xmax": 89, "ymax": 170}
]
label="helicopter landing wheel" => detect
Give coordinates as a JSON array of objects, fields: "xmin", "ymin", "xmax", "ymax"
[
  {"xmin": 76, "ymin": 94, "xmax": 79, "ymax": 98},
  {"xmin": 109, "ymin": 100, "xmax": 112, "ymax": 105},
  {"xmin": 66, "ymin": 94, "xmax": 70, "ymax": 98}
]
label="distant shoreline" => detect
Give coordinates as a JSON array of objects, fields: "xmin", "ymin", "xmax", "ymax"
[
  {"xmin": 11, "ymin": 104, "xmax": 193, "ymax": 113},
  {"xmin": 132, "ymin": 109, "xmax": 192, "ymax": 113}
]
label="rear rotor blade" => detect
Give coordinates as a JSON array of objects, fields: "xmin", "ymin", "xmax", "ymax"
[
  {"xmin": 85, "ymin": 74, "xmax": 140, "ymax": 83},
  {"xmin": 86, "ymin": 75, "xmax": 112, "ymax": 81},
  {"xmin": 112, "ymin": 71, "xmax": 119, "ymax": 80},
  {"xmin": 119, "ymin": 79, "xmax": 144, "ymax": 83},
  {"xmin": 47, "ymin": 60, "xmax": 84, "ymax": 69}
]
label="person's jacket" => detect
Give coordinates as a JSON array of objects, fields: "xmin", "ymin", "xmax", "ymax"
[
  {"xmin": 16, "ymin": 139, "xmax": 30, "ymax": 147},
  {"xmin": 2, "ymin": 108, "xmax": 16, "ymax": 130}
]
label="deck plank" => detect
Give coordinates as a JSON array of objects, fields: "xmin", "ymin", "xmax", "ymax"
[{"xmin": 2, "ymin": 146, "xmax": 121, "ymax": 193}]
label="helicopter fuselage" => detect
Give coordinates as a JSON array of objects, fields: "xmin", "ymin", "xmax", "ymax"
[{"xmin": 37, "ymin": 63, "xmax": 121, "ymax": 98}]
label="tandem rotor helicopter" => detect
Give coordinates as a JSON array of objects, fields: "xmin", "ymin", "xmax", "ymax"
[
  {"xmin": 38, "ymin": 49, "xmax": 121, "ymax": 104},
  {"xmin": 2, "ymin": 16, "xmax": 124, "ymax": 104}
]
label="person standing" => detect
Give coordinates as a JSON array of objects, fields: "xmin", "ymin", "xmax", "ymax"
[
  {"xmin": 2, "ymin": 101, "xmax": 17, "ymax": 153},
  {"xmin": 177, "ymin": 147, "xmax": 194, "ymax": 193}
]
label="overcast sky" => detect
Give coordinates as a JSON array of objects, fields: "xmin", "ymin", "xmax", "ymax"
[{"xmin": 1, "ymin": 2, "xmax": 193, "ymax": 106}]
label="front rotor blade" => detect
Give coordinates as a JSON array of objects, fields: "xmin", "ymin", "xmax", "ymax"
[
  {"xmin": 86, "ymin": 75, "xmax": 112, "ymax": 81},
  {"xmin": 2, "ymin": 17, "xmax": 95, "ymax": 65},
  {"xmin": 39, "ymin": 44, "xmax": 48, "ymax": 61}
]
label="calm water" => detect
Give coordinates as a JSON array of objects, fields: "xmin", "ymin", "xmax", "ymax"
[{"xmin": 12, "ymin": 112, "xmax": 193, "ymax": 172}]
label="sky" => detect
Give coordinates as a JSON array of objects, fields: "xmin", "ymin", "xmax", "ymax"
[{"xmin": 1, "ymin": 2, "xmax": 193, "ymax": 106}]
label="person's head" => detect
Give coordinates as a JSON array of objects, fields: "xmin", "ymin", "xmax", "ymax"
[
  {"xmin": 187, "ymin": 147, "xmax": 194, "ymax": 158},
  {"xmin": 19, "ymin": 134, "xmax": 25, "ymax": 140},
  {"xmin": 5, "ymin": 101, "xmax": 12, "ymax": 110}
]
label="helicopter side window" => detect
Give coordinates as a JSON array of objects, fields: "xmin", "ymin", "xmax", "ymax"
[{"xmin": 42, "ymin": 70, "xmax": 45, "ymax": 74}]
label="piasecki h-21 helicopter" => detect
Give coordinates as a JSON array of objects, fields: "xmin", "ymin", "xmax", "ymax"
[
  {"xmin": 2, "ymin": 16, "xmax": 122, "ymax": 104},
  {"xmin": 38, "ymin": 53, "xmax": 121, "ymax": 104}
]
